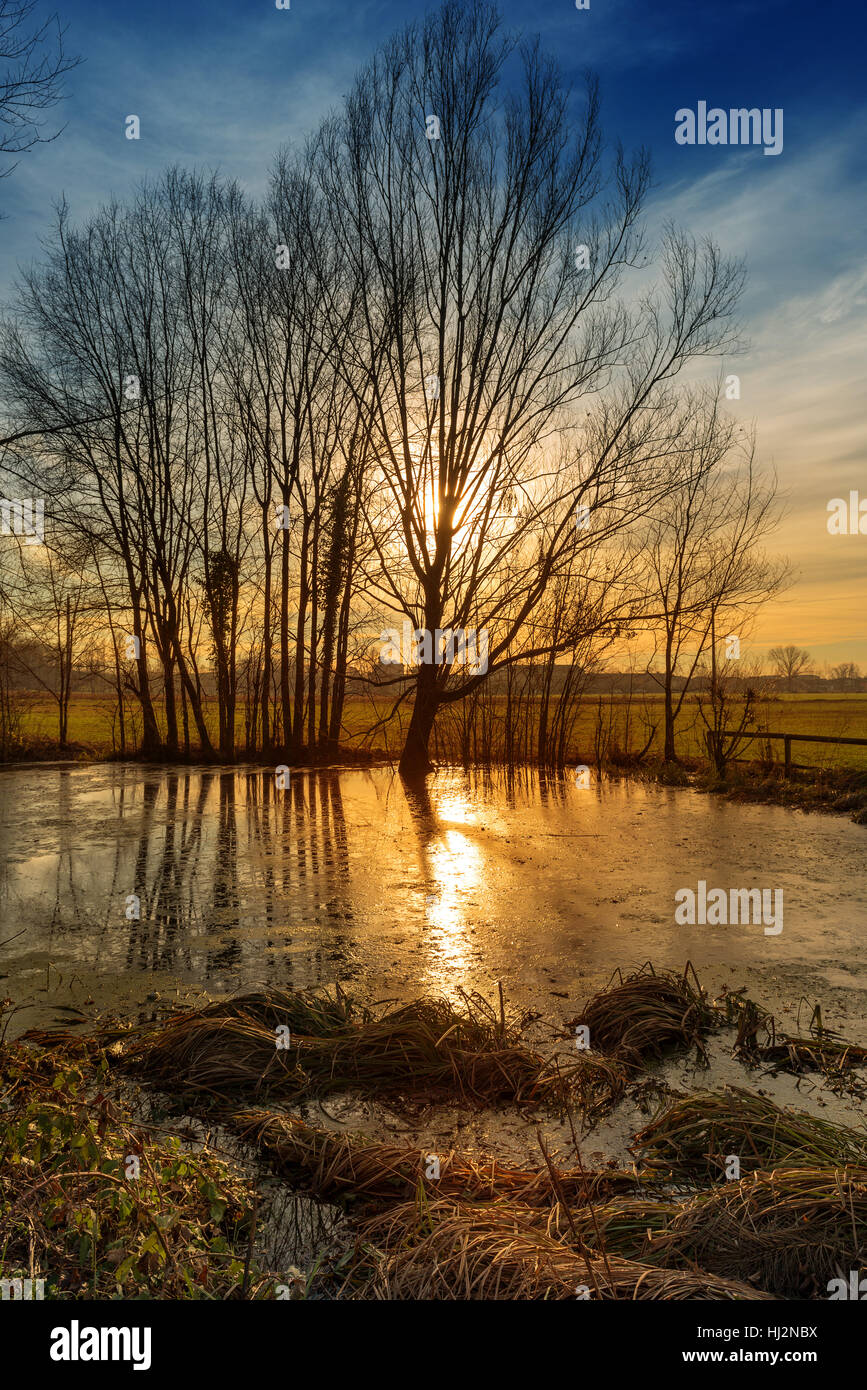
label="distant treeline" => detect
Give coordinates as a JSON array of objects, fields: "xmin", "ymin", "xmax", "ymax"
[{"xmin": 2, "ymin": 642, "xmax": 863, "ymax": 701}]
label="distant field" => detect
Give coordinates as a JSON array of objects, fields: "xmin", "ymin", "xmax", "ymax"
[{"xmin": 10, "ymin": 689, "xmax": 867, "ymax": 771}]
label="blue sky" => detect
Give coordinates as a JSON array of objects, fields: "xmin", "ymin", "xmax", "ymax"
[{"xmin": 2, "ymin": 0, "xmax": 865, "ymax": 664}]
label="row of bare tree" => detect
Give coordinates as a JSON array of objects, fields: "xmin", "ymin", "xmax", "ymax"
[{"xmin": 0, "ymin": 1, "xmax": 786, "ymax": 774}]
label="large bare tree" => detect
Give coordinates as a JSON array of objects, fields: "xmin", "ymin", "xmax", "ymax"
[{"xmin": 317, "ymin": 0, "xmax": 744, "ymax": 775}]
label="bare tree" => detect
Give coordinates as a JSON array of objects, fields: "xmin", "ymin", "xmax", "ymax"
[
  {"xmin": 645, "ymin": 415, "xmax": 787, "ymax": 761},
  {"xmin": 1, "ymin": 0, "xmax": 795, "ymax": 779},
  {"xmin": 696, "ymin": 653, "xmax": 764, "ymax": 777},
  {"xmin": 0, "ymin": 177, "xmax": 236, "ymax": 755},
  {"xmin": 319, "ymin": 0, "xmax": 743, "ymax": 775},
  {"xmin": 830, "ymin": 661, "xmax": 861, "ymax": 691},
  {"xmin": 0, "ymin": 0, "xmax": 79, "ymax": 189},
  {"xmin": 769, "ymin": 644, "xmax": 812, "ymax": 691}
]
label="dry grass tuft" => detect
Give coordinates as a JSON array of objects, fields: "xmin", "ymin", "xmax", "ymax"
[
  {"xmin": 570, "ymin": 1053, "xmax": 631, "ymax": 1120},
  {"xmin": 123, "ymin": 988, "xmax": 572, "ymax": 1106},
  {"xmin": 125, "ymin": 1014, "xmax": 304, "ymax": 1101},
  {"xmin": 232, "ymin": 1108, "xmax": 640, "ymax": 1208},
  {"xmin": 570, "ymin": 962, "xmax": 715, "ymax": 1067},
  {"xmin": 200, "ymin": 987, "xmax": 358, "ymax": 1036},
  {"xmin": 551, "ymin": 1194, "xmax": 682, "ymax": 1257},
  {"xmin": 346, "ymin": 1199, "xmax": 773, "ymax": 1300},
  {"xmin": 654, "ymin": 1166, "xmax": 867, "ymax": 1297},
  {"xmin": 631, "ymin": 1086, "xmax": 867, "ymax": 1177}
]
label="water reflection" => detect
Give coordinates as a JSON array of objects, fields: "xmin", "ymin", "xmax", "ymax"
[
  {"xmin": 403, "ymin": 778, "xmax": 484, "ymax": 980},
  {"xmin": 0, "ymin": 766, "xmax": 369, "ymax": 997},
  {"xmin": 1, "ymin": 766, "xmax": 505, "ymax": 1000},
  {"xmin": 2, "ymin": 763, "xmax": 867, "ymax": 1024}
]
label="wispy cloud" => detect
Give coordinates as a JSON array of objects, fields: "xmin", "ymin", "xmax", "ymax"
[{"xmin": 643, "ymin": 121, "xmax": 867, "ymax": 656}]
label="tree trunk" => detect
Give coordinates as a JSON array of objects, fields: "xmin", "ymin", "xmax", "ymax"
[
  {"xmin": 307, "ymin": 511, "xmax": 318, "ymax": 754},
  {"xmin": 261, "ymin": 507, "xmax": 273, "ymax": 753},
  {"xmin": 327, "ymin": 509, "xmax": 358, "ymax": 749},
  {"xmin": 135, "ymin": 633, "xmax": 161, "ymax": 754},
  {"xmin": 279, "ymin": 494, "xmax": 291, "ymax": 753},
  {"xmin": 399, "ymin": 663, "xmax": 439, "ymax": 777},
  {"xmin": 663, "ymin": 625, "xmax": 677, "ymax": 762},
  {"xmin": 163, "ymin": 654, "xmax": 179, "ymax": 756},
  {"xmin": 181, "ymin": 678, "xmax": 190, "ymax": 758},
  {"xmin": 171, "ymin": 635, "xmax": 214, "ymax": 756},
  {"xmin": 292, "ymin": 513, "xmax": 310, "ymax": 752}
]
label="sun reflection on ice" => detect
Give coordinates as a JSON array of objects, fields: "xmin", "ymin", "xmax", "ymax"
[
  {"xmin": 420, "ymin": 785, "xmax": 486, "ymax": 984},
  {"xmin": 433, "ymin": 792, "xmax": 479, "ymax": 827}
]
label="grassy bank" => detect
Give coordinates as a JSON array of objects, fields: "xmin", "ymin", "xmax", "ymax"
[{"xmin": 8, "ymin": 690, "xmax": 867, "ymax": 771}]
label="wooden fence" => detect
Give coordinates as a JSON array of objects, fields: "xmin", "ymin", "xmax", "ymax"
[{"xmin": 707, "ymin": 730, "xmax": 867, "ymax": 773}]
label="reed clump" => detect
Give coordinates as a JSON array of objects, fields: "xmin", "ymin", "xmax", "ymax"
[
  {"xmin": 232, "ymin": 1108, "xmax": 640, "ymax": 1208},
  {"xmin": 717, "ymin": 989, "xmax": 867, "ymax": 1094},
  {"xmin": 571, "ymin": 962, "xmax": 715, "ymax": 1067},
  {"xmin": 124, "ymin": 1014, "xmax": 305, "ymax": 1101},
  {"xmin": 652, "ymin": 1166, "xmax": 867, "ymax": 1297},
  {"xmin": 201, "ymin": 987, "xmax": 358, "ymax": 1036},
  {"xmin": 550, "ymin": 1194, "xmax": 682, "ymax": 1257},
  {"xmin": 123, "ymin": 988, "xmax": 572, "ymax": 1106},
  {"xmin": 536, "ymin": 1168, "xmax": 867, "ymax": 1298},
  {"xmin": 346, "ymin": 1199, "xmax": 773, "ymax": 1300},
  {"xmin": 570, "ymin": 1053, "xmax": 631, "ymax": 1120},
  {"xmin": 632, "ymin": 1086, "xmax": 867, "ymax": 1177}
]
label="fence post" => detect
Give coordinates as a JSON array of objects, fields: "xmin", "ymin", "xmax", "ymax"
[{"xmin": 783, "ymin": 736, "xmax": 791, "ymax": 775}]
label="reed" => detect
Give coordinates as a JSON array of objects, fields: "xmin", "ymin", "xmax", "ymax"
[
  {"xmin": 571, "ymin": 962, "xmax": 715, "ymax": 1066},
  {"xmin": 124, "ymin": 988, "xmax": 573, "ymax": 1106},
  {"xmin": 632, "ymin": 1086, "xmax": 867, "ymax": 1177},
  {"xmin": 346, "ymin": 1199, "xmax": 773, "ymax": 1300}
]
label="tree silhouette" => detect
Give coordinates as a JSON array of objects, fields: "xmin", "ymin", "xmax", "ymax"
[{"xmin": 1, "ymin": 0, "xmax": 79, "ymax": 189}]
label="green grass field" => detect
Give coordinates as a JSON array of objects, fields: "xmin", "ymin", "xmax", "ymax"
[{"xmin": 11, "ymin": 689, "xmax": 867, "ymax": 771}]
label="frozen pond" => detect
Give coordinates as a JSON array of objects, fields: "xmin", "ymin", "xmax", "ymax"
[{"xmin": 1, "ymin": 763, "xmax": 866, "ymax": 1039}]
